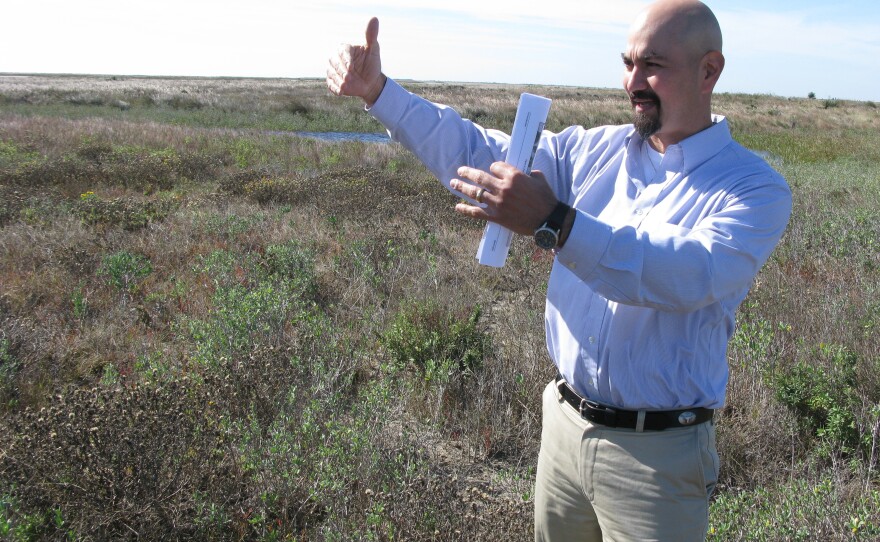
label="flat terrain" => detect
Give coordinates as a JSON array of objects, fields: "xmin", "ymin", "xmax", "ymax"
[{"xmin": 1, "ymin": 74, "xmax": 879, "ymax": 540}]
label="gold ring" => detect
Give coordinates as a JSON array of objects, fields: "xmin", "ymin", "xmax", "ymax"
[{"xmin": 475, "ymin": 187, "xmax": 485, "ymax": 204}]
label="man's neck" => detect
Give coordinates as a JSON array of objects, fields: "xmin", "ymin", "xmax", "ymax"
[{"xmin": 648, "ymin": 118, "xmax": 715, "ymax": 153}]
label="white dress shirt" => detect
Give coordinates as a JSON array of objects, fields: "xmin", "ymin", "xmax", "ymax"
[{"xmin": 369, "ymin": 79, "xmax": 792, "ymax": 410}]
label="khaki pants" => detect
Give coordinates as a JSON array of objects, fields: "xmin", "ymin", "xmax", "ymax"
[{"xmin": 534, "ymin": 381, "xmax": 719, "ymax": 542}]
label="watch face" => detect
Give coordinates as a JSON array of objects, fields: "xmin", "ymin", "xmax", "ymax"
[{"xmin": 534, "ymin": 227, "xmax": 558, "ymax": 249}]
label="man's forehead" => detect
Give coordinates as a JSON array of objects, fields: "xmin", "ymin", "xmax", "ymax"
[{"xmin": 622, "ymin": 47, "xmax": 670, "ymax": 61}]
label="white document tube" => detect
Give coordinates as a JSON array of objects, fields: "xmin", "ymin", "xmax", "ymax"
[{"xmin": 476, "ymin": 93, "xmax": 552, "ymax": 267}]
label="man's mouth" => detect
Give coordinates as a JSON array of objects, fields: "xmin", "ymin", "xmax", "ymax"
[
  {"xmin": 632, "ymin": 100, "xmax": 657, "ymax": 113},
  {"xmin": 630, "ymin": 92, "xmax": 660, "ymax": 113}
]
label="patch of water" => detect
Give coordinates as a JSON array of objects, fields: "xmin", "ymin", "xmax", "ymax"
[{"xmin": 288, "ymin": 131, "xmax": 391, "ymax": 143}]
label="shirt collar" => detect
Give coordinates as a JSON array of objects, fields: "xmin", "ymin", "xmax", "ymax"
[{"xmin": 624, "ymin": 115, "xmax": 732, "ymax": 175}]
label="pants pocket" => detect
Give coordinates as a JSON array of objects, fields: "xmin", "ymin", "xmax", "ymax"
[{"xmin": 699, "ymin": 421, "xmax": 720, "ymax": 498}]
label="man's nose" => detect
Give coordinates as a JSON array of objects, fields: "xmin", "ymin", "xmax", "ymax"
[{"xmin": 626, "ymin": 65, "xmax": 648, "ymax": 91}]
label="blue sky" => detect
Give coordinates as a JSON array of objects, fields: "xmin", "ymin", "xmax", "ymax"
[{"xmin": 3, "ymin": 0, "xmax": 878, "ymax": 101}]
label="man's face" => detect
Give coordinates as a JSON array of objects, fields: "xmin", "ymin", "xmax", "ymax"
[{"xmin": 622, "ymin": 25, "xmax": 703, "ymax": 144}]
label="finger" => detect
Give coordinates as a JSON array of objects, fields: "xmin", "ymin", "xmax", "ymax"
[
  {"xmin": 456, "ymin": 166, "xmax": 498, "ymax": 192},
  {"xmin": 327, "ymin": 54, "xmax": 353, "ymax": 95},
  {"xmin": 326, "ymin": 68, "xmax": 342, "ymax": 95},
  {"xmin": 338, "ymin": 46, "xmax": 353, "ymax": 69},
  {"xmin": 450, "ymin": 178, "xmax": 492, "ymax": 206},
  {"xmin": 328, "ymin": 50, "xmax": 347, "ymax": 80},
  {"xmin": 325, "ymin": 71, "xmax": 337, "ymax": 94},
  {"xmin": 455, "ymin": 201, "xmax": 491, "ymax": 221},
  {"xmin": 327, "ymin": 57, "xmax": 341, "ymax": 80},
  {"xmin": 488, "ymin": 160, "xmax": 520, "ymax": 179},
  {"xmin": 365, "ymin": 17, "xmax": 379, "ymax": 48},
  {"xmin": 326, "ymin": 56, "xmax": 346, "ymax": 88}
]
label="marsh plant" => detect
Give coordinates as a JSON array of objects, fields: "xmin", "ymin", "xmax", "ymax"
[{"xmin": 1, "ymin": 75, "xmax": 879, "ymax": 540}]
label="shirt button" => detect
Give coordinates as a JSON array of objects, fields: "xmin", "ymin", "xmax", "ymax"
[
  {"xmin": 588, "ymin": 336, "xmax": 596, "ymax": 344},
  {"xmin": 567, "ymin": 261, "xmax": 577, "ymax": 270},
  {"xmin": 635, "ymin": 209, "xmax": 644, "ymax": 215}
]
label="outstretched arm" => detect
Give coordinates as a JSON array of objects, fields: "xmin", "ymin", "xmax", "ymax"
[
  {"xmin": 329, "ymin": 19, "xmax": 565, "ymax": 241},
  {"xmin": 326, "ymin": 17, "xmax": 387, "ymax": 107}
]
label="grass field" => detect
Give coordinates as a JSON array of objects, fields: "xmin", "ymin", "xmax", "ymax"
[{"xmin": 1, "ymin": 74, "xmax": 879, "ymax": 540}]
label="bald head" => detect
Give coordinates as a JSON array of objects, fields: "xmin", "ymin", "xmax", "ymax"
[
  {"xmin": 622, "ymin": 0, "xmax": 726, "ymax": 149},
  {"xmin": 631, "ymin": 0, "xmax": 722, "ymax": 61}
]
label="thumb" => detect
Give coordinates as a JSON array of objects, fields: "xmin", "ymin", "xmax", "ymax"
[{"xmin": 365, "ymin": 17, "xmax": 379, "ymax": 49}]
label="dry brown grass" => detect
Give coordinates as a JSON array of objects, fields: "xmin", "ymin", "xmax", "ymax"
[{"xmin": 1, "ymin": 76, "xmax": 879, "ymax": 540}]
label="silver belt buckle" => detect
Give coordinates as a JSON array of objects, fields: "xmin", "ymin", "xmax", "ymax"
[{"xmin": 678, "ymin": 411, "xmax": 697, "ymax": 425}]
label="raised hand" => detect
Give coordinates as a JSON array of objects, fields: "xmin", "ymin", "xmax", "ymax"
[{"xmin": 326, "ymin": 17, "xmax": 387, "ymax": 106}]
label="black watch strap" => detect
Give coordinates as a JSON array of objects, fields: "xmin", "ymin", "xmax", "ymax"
[
  {"xmin": 534, "ymin": 201, "xmax": 571, "ymax": 249},
  {"xmin": 543, "ymin": 201, "xmax": 570, "ymax": 231}
]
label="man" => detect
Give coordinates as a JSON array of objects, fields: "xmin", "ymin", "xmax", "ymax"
[{"xmin": 327, "ymin": 1, "xmax": 791, "ymax": 540}]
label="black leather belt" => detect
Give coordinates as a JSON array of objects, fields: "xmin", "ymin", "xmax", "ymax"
[{"xmin": 555, "ymin": 375, "xmax": 713, "ymax": 431}]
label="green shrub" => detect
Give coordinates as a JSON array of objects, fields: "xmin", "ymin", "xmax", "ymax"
[
  {"xmin": 98, "ymin": 251, "xmax": 153, "ymax": 294},
  {"xmin": 188, "ymin": 282, "xmax": 306, "ymax": 364},
  {"xmin": 75, "ymin": 190, "xmax": 178, "ymax": 230},
  {"xmin": 242, "ymin": 176, "xmax": 299, "ymax": 204},
  {"xmin": 231, "ymin": 138, "xmax": 265, "ymax": 169},
  {"xmin": 263, "ymin": 240, "xmax": 317, "ymax": 289},
  {"xmin": 709, "ymin": 477, "xmax": 880, "ymax": 541},
  {"xmin": 164, "ymin": 94, "xmax": 203, "ymax": 110},
  {"xmin": 771, "ymin": 344, "xmax": 863, "ymax": 455},
  {"xmin": 0, "ymin": 140, "xmax": 40, "ymax": 169},
  {"xmin": 75, "ymin": 137, "xmax": 113, "ymax": 163},
  {"xmin": 823, "ymin": 98, "xmax": 841, "ymax": 109},
  {"xmin": 195, "ymin": 248, "xmax": 241, "ymax": 281},
  {"xmin": 381, "ymin": 302, "xmax": 488, "ymax": 382},
  {"xmin": 283, "ymin": 100, "xmax": 311, "ymax": 115},
  {"xmin": 200, "ymin": 211, "xmax": 265, "ymax": 240},
  {"xmin": 188, "ymin": 242, "xmax": 320, "ymax": 369}
]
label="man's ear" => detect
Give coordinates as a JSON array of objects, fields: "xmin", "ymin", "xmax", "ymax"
[{"xmin": 700, "ymin": 51, "xmax": 725, "ymax": 94}]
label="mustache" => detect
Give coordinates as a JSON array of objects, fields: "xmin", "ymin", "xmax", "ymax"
[{"xmin": 629, "ymin": 90, "xmax": 660, "ymax": 104}]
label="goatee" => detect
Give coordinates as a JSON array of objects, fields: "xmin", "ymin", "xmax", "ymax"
[
  {"xmin": 630, "ymin": 90, "xmax": 661, "ymax": 139},
  {"xmin": 633, "ymin": 111, "xmax": 661, "ymax": 139}
]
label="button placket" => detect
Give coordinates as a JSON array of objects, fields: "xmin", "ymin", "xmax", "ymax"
[{"xmin": 631, "ymin": 203, "xmax": 648, "ymax": 226}]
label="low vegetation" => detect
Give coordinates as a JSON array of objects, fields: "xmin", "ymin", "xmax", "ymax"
[{"xmin": 1, "ymin": 74, "xmax": 879, "ymax": 540}]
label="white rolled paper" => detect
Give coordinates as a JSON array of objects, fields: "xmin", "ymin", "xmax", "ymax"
[{"xmin": 476, "ymin": 93, "xmax": 552, "ymax": 267}]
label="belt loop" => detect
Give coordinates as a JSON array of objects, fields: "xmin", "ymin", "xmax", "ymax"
[
  {"xmin": 635, "ymin": 410, "xmax": 646, "ymax": 432},
  {"xmin": 579, "ymin": 398, "xmax": 588, "ymax": 418},
  {"xmin": 555, "ymin": 377, "xmax": 566, "ymax": 400}
]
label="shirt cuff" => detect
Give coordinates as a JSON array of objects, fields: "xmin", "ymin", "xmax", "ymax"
[
  {"xmin": 365, "ymin": 78, "xmax": 410, "ymax": 131},
  {"xmin": 554, "ymin": 209, "xmax": 612, "ymax": 276}
]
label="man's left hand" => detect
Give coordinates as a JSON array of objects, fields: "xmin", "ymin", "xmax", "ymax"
[{"xmin": 451, "ymin": 162, "xmax": 558, "ymax": 236}]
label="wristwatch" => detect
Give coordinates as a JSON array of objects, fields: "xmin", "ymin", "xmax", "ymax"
[{"xmin": 534, "ymin": 201, "xmax": 571, "ymax": 250}]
